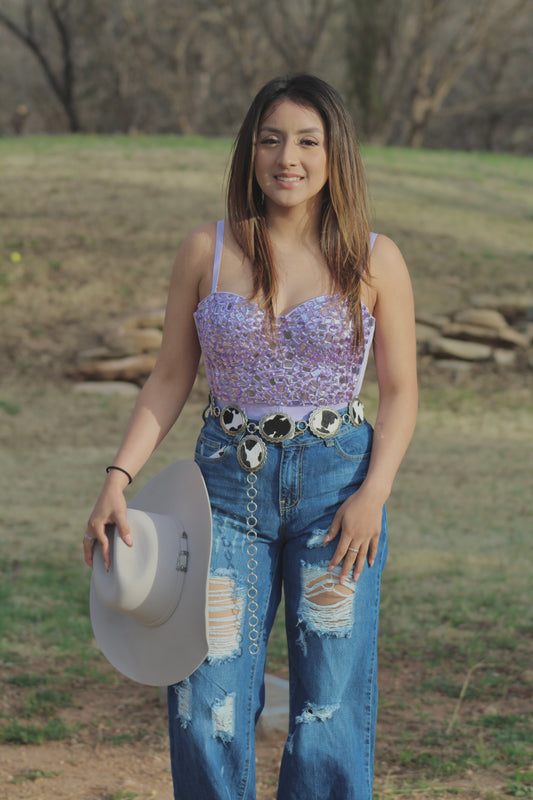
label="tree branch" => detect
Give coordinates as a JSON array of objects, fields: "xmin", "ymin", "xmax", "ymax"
[{"xmin": 0, "ymin": 2, "xmax": 81, "ymax": 131}]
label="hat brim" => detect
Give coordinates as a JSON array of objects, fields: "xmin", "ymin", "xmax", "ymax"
[{"xmin": 90, "ymin": 460, "xmax": 212, "ymax": 686}]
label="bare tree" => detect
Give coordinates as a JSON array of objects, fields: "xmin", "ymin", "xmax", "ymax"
[
  {"xmin": 1, "ymin": 0, "xmax": 530, "ymax": 148},
  {"xmin": 253, "ymin": 0, "xmax": 341, "ymax": 72},
  {"xmin": 115, "ymin": 0, "xmax": 343, "ymax": 133},
  {"xmin": 0, "ymin": 0, "xmax": 348, "ymax": 135},
  {"xmin": 345, "ymin": 0, "xmax": 390, "ymax": 137},
  {"xmin": 346, "ymin": 0, "xmax": 533, "ymax": 147},
  {"xmin": 0, "ymin": 0, "xmax": 87, "ymax": 131}
]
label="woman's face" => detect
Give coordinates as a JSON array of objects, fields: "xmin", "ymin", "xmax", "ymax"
[{"xmin": 254, "ymin": 99, "xmax": 328, "ymax": 214}]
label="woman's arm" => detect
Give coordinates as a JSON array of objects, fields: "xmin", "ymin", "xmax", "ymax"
[
  {"xmin": 84, "ymin": 224, "xmax": 216, "ymax": 568},
  {"xmin": 324, "ymin": 235, "xmax": 418, "ymax": 582}
]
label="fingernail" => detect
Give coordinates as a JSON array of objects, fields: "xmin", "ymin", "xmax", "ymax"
[
  {"xmin": 125, "ymin": 533, "xmax": 133, "ymax": 546},
  {"xmin": 369, "ymin": 559, "xmax": 374, "ymax": 568}
]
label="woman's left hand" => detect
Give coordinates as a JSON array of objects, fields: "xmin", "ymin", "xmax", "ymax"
[{"xmin": 322, "ymin": 485, "xmax": 384, "ymax": 584}]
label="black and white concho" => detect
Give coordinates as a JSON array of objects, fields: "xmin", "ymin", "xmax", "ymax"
[
  {"xmin": 258, "ymin": 412, "xmax": 295, "ymax": 443},
  {"xmin": 308, "ymin": 407, "xmax": 342, "ymax": 438},
  {"xmin": 348, "ymin": 397, "xmax": 365, "ymax": 427},
  {"xmin": 220, "ymin": 404, "xmax": 248, "ymax": 436},
  {"xmin": 237, "ymin": 435, "xmax": 267, "ymax": 472}
]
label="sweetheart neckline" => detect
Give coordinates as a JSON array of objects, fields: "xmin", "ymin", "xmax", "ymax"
[{"xmin": 195, "ymin": 291, "xmax": 375, "ymax": 321}]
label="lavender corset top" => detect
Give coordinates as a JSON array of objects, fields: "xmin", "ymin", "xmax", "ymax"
[{"xmin": 193, "ymin": 221, "xmax": 376, "ymax": 414}]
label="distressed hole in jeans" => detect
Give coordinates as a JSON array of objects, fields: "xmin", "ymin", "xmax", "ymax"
[
  {"xmin": 286, "ymin": 701, "xmax": 341, "ymax": 754},
  {"xmin": 298, "ymin": 561, "xmax": 357, "ymax": 640},
  {"xmin": 207, "ymin": 573, "xmax": 245, "ymax": 662},
  {"xmin": 212, "ymin": 692, "xmax": 235, "ymax": 743},
  {"xmin": 306, "ymin": 528, "xmax": 328, "ymax": 549},
  {"xmin": 296, "ymin": 700, "xmax": 340, "ymax": 725},
  {"xmin": 173, "ymin": 678, "xmax": 192, "ymax": 729}
]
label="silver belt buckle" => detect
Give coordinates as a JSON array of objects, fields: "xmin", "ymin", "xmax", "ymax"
[
  {"xmin": 220, "ymin": 404, "xmax": 248, "ymax": 436},
  {"xmin": 258, "ymin": 412, "xmax": 295, "ymax": 443},
  {"xmin": 308, "ymin": 407, "xmax": 342, "ymax": 439}
]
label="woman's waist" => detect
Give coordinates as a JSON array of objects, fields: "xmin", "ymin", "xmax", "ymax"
[
  {"xmin": 213, "ymin": 397, "xmax": 348, "ymax": 422},
  {"xmin": 207, "ymin": 392, "xmax": 367, "ymax": 444}
]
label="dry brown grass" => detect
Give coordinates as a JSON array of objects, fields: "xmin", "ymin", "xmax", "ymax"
[{"xmin": 1, "ymin": 137, "xmax": 532, "ymax": 800}]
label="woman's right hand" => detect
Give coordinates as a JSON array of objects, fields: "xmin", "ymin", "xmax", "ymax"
[{"xmin": 83, "ymin": 473, "xmax": 133, "ymax": 570}]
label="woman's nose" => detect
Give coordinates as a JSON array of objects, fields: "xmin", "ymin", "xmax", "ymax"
[{"xmin": 278, "ymin": 141, "xmax": 298, "ymax": 166}]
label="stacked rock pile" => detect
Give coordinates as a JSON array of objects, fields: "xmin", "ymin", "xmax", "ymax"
[
  {"xmin": 416, "ymin": 293, "xmax": 533, "ymax": 371},
  {"xmin": 69, "ymin": 293, "xmax": 533, "ymax": 395},
  {"xmin": 69, "ymin": 309, "xmax": 172, "ymax": 397}
]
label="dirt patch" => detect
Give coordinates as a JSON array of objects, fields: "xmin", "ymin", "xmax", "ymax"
[
  {"xmin": 1, "ymin": 679, "xmax": 282, "ymax": 800},
  {"xmin": 2, "ymin": 664, "xmax": 524, "ymax": 800}
]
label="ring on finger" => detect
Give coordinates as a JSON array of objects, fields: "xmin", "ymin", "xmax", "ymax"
[{"xmin": 348, "ymin": 547, "xmax": 359, "ymax": 554}]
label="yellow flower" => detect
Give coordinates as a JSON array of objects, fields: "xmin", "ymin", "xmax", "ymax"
[{"xmin": 10, "ymin": 252, "xmax": 22, "ymax": 263}]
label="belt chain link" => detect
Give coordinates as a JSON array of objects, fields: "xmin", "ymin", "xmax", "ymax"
[{"xmin": 245, "ymin": 473, "xmax": 260, "ymax": 656}]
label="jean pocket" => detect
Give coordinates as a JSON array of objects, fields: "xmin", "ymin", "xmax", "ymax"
[
  {"xmin": 332, "ymin": 437, "xmax": 372, "ymax": 463},
  {"xmin": 194, "ymin": 431, "xmax": 233, "ymax": 463}
]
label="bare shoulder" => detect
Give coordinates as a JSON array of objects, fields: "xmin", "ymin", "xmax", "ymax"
[
  {"xmin": 369, "ymin": 234, "xmax": 409, "ymax": 283},
  {"xmin": 174, "ymin": 221, "xmax": 217, "ymax": 271},
  {"xmin": 369, "ymin": 234, "xmax": 414, "ymax": 316},
  {"xmin": 170, "ymin": 221, "xmax": 218, "ymax": 299},
  {"xmin": 363, "ymin": 235, "xmax": 410, "ymax": 313}
]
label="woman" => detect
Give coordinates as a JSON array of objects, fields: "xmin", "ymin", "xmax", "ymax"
[{"xmin": 84, "ymin": 74, "xmax": 418, "ymax": 800}]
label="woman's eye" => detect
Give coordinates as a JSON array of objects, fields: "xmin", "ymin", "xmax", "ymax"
[
  {"xmin": 301, "ymin": 139, "xmax": 319, "ymax": 146},
  {"xmin": 259, "ymin": 137, "xmax": 279, "ymax": 145}
]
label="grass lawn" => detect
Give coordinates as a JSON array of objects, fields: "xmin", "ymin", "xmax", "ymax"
[{"xmin": 0, "ymin": 136, "xmax": 532, "ymax": 799}]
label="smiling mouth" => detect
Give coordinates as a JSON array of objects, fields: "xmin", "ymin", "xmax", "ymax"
[{"xmin": 275, "ymin": 176, "xmax": 303, "ymax": 184}]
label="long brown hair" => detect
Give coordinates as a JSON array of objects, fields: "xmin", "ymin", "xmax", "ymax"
[{"xmin": 227, "ymin": 74, "xmax": 371, "ymax": 349}]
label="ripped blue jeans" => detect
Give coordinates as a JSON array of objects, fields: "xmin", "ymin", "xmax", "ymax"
[{"xmin": 168, "ymin": 411, "xmax": 388, "ymax": 800}]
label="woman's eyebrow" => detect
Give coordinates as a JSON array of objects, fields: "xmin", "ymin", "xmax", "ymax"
[{"xmin": 258, "ymin": 125, "xmax": 323, "ymax": 134}]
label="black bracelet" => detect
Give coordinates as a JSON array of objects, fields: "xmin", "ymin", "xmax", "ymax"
[{"xmin": 106, "ymin": 465, "xmax": 133, "ymax": 485}]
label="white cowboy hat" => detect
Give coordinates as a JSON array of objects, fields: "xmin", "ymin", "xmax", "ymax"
[{"xmin": 90, "ymin": 460, "xmax": 212, "ymax": 686}]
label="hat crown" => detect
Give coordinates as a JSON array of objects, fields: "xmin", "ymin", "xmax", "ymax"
[{"xmin": 92, "ymin": 508, "xmax": 185, "ymax": 627}]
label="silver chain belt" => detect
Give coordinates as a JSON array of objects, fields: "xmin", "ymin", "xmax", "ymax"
[
  {"xmin": 207, "ymin": 392, "xmax": 365, "ymax": 655},
  {"xmin": 209, "ymin": 392, "xmax": 364, "ymax": 470}
]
